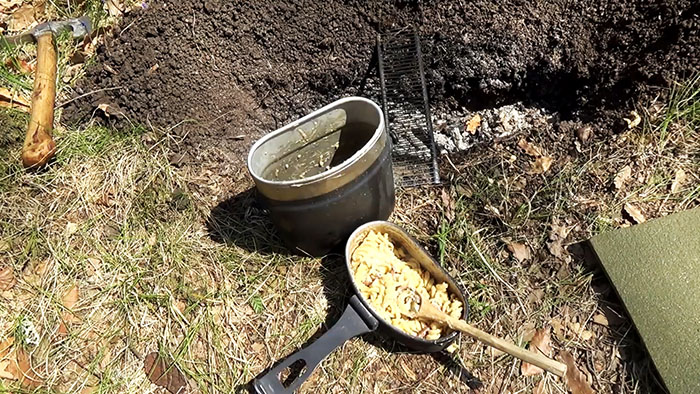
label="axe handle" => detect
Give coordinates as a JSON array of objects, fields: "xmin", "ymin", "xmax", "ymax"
[{"xmin": 22, "ymin": 33, "xmax": 57, "ymax": 168}]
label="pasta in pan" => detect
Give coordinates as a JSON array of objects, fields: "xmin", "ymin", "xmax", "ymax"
[{"xmin": 351, "ymin": 230, "xmax": 463, "ymax": 340}]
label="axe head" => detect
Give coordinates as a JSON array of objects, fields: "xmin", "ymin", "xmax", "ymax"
[{"xmin": 1, "ymin": 16, "xmax": 92, "ymax": 47}]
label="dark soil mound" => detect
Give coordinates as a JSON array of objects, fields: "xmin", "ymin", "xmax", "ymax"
[{"xmin": 64, "ymin": 0, "xmax": 699, "ymax": 172}]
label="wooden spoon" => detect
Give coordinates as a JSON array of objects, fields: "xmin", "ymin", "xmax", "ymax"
[{"xmin": 406, "ymin": 290, "xmax": 567, "ymax": 378}]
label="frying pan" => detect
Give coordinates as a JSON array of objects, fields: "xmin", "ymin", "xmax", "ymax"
[{"xmin": 252, "ymin": 221, "xmax": 469, "ymax": 393}]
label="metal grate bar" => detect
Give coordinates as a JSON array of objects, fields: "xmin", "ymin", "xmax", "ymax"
[{"xmin": 378, "ymin": 28, "xmax": 440, "ymax": 188}]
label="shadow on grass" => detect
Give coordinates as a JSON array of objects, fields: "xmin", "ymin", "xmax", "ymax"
[
  {"xmin": 206, "ymin": 187, "xmax": 289, "ymax": 255},
  {"xmin": 570, "ymin": 241, "xmax": 669, "ymax": 394}
]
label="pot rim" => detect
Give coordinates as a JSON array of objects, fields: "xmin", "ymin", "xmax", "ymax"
[{"xmin": 247, "ymin": 96, "xmax": 385, "ymax": 189}]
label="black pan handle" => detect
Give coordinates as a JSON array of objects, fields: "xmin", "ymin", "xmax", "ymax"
[{"xmin": 252, "ymin": 295, "xmax": 379, "ymax": 394}]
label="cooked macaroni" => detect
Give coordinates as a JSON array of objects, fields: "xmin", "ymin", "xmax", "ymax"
[{"xmin": 351, "ymin": 230, "xmax": 463, "ymax": 340}]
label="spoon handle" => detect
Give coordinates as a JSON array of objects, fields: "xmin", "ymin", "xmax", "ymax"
[{"xmin": 422, "ymin": 305, "xmax": 567, "ymax": 377}]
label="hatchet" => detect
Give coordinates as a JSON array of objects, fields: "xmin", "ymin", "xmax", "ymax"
[{"xmin": 3, "ymin": 17, "xmax": 91, "ymax": 168}]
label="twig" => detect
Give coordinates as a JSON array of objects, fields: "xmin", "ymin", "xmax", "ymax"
[{"xmin": 57, "ymin": 86, "xmax": 124, "ymax": 108}]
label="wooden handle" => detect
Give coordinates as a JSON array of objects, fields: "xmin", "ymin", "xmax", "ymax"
[
  {"xmin": 22, "ymin": 33, "xmax": 57, "ymax": 168},
  {"xmin": 419, "ymin": 302, "xmax": 567, "ymax": 377},
  {"xmin": 443, "ymin": 314, "xmax": 567, "ymax": 377}
]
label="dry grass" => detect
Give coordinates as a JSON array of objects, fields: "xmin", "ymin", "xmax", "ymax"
[{"xmin": 0, "ymin": 6, "xmax": 698, "ymax": 391}]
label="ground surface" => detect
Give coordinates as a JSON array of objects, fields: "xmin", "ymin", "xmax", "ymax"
[
  {"xmin": 62, "ymin": 0, "xmax": 699, "ymax": 192},
  {"xmin": 0, "ymin": 0, "xmax": 699, "ymax": 393}
]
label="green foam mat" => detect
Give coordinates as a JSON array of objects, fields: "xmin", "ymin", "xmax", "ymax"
[{"xmin": 589, "ymin": 208, "xmax": 700, "ymax": 394}]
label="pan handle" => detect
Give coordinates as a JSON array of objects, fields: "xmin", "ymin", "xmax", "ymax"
[{"xmin": 252, "ymin": 295, "xmax": 379, "ymax": 394}]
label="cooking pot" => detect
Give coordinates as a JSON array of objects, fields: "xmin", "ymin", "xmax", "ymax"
[
  {"xmin": 252, "ymin": 221, "xmax": 469, "ymax": 393},
  {"xmin": 247, "ymin": 98, "xmax": 395, "ymax": 256}
]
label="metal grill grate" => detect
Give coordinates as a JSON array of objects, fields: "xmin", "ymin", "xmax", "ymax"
[{"xmin": 378, "ymin": 28, "xmax": 440, "ymax": 187}]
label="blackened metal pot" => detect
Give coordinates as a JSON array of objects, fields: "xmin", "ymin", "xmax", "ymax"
[
  {"xmin": 247, "ymin": 97, "xmax": 395, "ymax": 256},
  {"xmin": 252, "ymin": 221, "xmax": 469, "ymax": 393}
]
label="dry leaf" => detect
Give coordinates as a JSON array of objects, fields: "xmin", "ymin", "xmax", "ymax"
[
  {"xmin": 532, "ymin": 157, "xmax": 553, "ymax": 174},
  {"xmin": 518, "ymin": 138, "xmax": 543, "ymax": 157},
  {"xmin": 521, "ymin": 328, "xmax": 552, "ymax": 376},
  {"xmin": 623, "ymin": 203, "xmax": 646, "ymax": 224},
  {"xmin": 97, "ymin": 102, "xmax": 122, "ymax": 117},
  {"xmin": 592, "ymin": 314, "xmax": 609, "ymax": 327},
  {"xmin": 551, "ymin": 318, "xmax": 567, "ymax": 341},
  {"xmin": 58, "ymin": 285, "xmax": 80, "ymax": 335},
  {"xmin": 561, "ymin": 351, "xmax": 595, "ymax": 394},
  {"xmin": 506, "ymin": 242, "xmax": 530, "ymax": 262},
  {"xmin": 580, "ymin": 330, "xmax": 594, "ymax": 341},
  {"xmin": 144, "ymin": 352, "xmax": 189, "ymax": 394},
  {"xmin": 440, "ymin": 189, "xmax": 456, "ymax": 222},
  {"xmin": 174, "ymin": 300, "xmax": 186, "ymax": 314},
  {"xmin": 0, "ymin": 266, "xmax": 16, "ymax": 291},
  {"xmin": 0, "ymin": 87, "xmax": 31, "ymax": 112},
  {"xmin": 613, "ymin": 165, "xmax": 632, "ymax": 189},
  {"xmin": 13, "ymin": 347, "xmax": 41, "ymax": 388},
  {"xmin": 0, "ymin": 337, "xmax": 42, "ymax": 388},
  {"xmin": 251, "ymin": 342, "xmax": 264, "ymax": 353},
  {"xmin": 547, "ymin": 221, "xmax": 570, "ymax": 260},
  {"xmin": 670, "ymin": 169, "xmax": 686, "ymax": 194},
  {"xmin": 7, "ymin": 3, "xmax": 37, "ymax": 31},
  {"xmin": 623, "ymin": 110, "xmax": 641, "ymax": 129},
  {"xmin": 5, "ymin": 57, "xmax": 34, "ymax": 74},
  {"xmin": 465, "ymin": 114, "xmax": 481, "ymax": 134}
]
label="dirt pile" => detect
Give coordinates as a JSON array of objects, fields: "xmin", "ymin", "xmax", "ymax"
[{"xmin": 64, "ymin": 0, "xmax": 699, "ymax": 172}]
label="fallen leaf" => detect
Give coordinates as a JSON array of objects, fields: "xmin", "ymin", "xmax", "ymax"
[
  {"xmin": 62, "ymin": 285, "xmax": 79, "ymax": 309},
  {"xmin": 613, "ymin": 165, "xmax": 632, "ymax": 189},
  {"xmin": 506, "ymin": 242, "xmax": 530, "ymax": 262},
  {"xmin": 518, "ymin": 322, "xmax": 537, "ymax": 343},
  {"xmin": 440, "ymin": 189, "xmax": 456, "ymax": 222},
  {"xmin": 547, "ymin": 221, "xmax": 570, "ymax": 260},
  {"xmin": 251, "ymin": 342, "xmax": 264, "ymax": 353},
  {"xmin": 65, "ymin": 222, "xmax": 79, "ymax": 237},
  {"xmin": 623, "ymin": 203, "xmax": 646, "ymax": 224},
  {"xmin": 580, "ymin": 330, "xmax": 594, "ymax": 341},
  {"xmin": 13, "ymin": 346, "xmax": 42, "ymax": 388},
  {"xmin": 551, "ymin": 318, "xmax": 567, "ymax": 341},
  {"xmin": 144, "ymin": 352, "xmax": 189, "ymax": 394},
  {"xmin": 58, "ymin": 285, "xmax": 80, "ymax": 335},
  {"xmin": 526, "ymin": 288, "xmax": 545, "ymax": 306},
  {"xmin": 532, "ymin": 157, "xmax": 553, "ymax": 174},
  {"xmin": 561, "ymin": 351, "xmax": 595, "ymax": 394},
  {"xmin": 97, "ymin": 102, "xmax": 122, "ymax": 117},
  {"xmin": 0, "ymin": 266, "xmax": 16, "ymax": 291},
  {"xmin": 7, "ymin": 3, "xmax": 38, "ymax": 31},
  {"xmin": 670, "ymin": 169, "xmax": 686, "ymax": 194},
  {"xmin": 576, "ymin": 126, "xmax": 592, "ymax": 142},
  {"xmin": 5, "ymin": 57, "xmax": 34, "ymax": 74},
  {"xmin": 0, "ymin": 337, "xmax": 42, "ymax": 388},
  {"xmin": 592, "ymin": 314, "xmax": 609, "ymax": 327},
  {"xmin": 623, "ymin": 110, "xmax": 641, "ymax": 129},
  {"xmin": 0, "ymin": 87, "xmax": 31, "ymax": 112},
  {"xmin": 522, "ymin": 327, "xmax": 552, "ymax": 376},
  {"xmin": 465, "ymin": 114, "xmax": 481, "ymax": 134},
  {"xmin": 174, "ymin": 300, "xmax": 186, "ymax": 314},
  {"xmin": 518, "ymin": 138, "xmax": 543, "ymax": 157}
]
